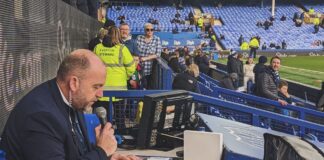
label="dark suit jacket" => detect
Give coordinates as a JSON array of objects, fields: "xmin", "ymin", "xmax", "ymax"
[{"xmin": 0, "ymin": 79, "xmax": 108, "ymax": 160}]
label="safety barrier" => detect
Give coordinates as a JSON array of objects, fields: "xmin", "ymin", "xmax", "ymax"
[{"xmin": 102, "ymin": 90, "xmax": 324, "ymax": 142}]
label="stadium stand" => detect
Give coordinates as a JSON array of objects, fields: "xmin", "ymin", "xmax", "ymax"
[
  {"xmin": 107, "ymin": 5, "xmax": 199, "ymax": 33},
  {"xmin": 202, "ymin": 5, "xmax": 323, "ymax": 50}
]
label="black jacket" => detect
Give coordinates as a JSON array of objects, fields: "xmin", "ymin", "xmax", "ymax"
[
  {"xmin": 253, "ymin": 63, "xmax": 267, "ymax": 84},
  {"xmin": 0, "ymin": 79, "xmax": 108, "ymax": 160},
  {"xmin": 219, "ymin": 76, "xmax": 236, "ymax": 90},
  {"xmin": 88, "ymin": 37, "xmax": 101, "ymax": 51},
  {"xmin": 195, "ymin": 55, "xmax": 209, "ymax": 74},
  {"xmin": 255, "ymin": 67, "xmax": 280, "ymax": 100},
  {"xmin": 172, "ymin": 72, "xmax": 200, "ymax": 93}
]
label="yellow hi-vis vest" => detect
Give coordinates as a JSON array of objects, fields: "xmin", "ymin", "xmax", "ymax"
[
  {"xmin": 94, "ymin": 43, "xmax": 136, "ymax": 101},
  {"xmin": 314, "ymin": 18, "xmax": 320, "ymax": 25},
  {"xmin": 197, "ymin": 18, "xmax": 203, "ymax": 28},
  {"xmin": 240, "ymin": 42, "xmax": 249, "ymax": 51},
  {"xmin": 249, "ymin": 38, "xmax": 259, "ymax": 48}
]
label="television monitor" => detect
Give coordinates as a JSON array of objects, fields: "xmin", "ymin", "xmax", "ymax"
[{"xmin": 136, "ymin": 90, "xmax": 193, "ymax": 149}]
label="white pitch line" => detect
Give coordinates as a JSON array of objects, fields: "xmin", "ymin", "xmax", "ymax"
[{"xmin": 281, "ymin": 65, "xmax": 324, "ymax": 74}]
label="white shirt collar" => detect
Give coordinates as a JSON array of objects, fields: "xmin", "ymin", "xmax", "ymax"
[{"xmin": 57, "ymin": 82, "xmax": 72, "ymax": 107}]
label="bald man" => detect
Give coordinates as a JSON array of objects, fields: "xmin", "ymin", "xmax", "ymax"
[{"xmin": 0, "ymin": 49, "xmax": 138, "ymax": 160}]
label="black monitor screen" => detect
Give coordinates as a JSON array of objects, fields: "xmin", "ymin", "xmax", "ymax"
[{"xmin": 136, "ymin": 90, "xmax": 193, "ymax": 149}]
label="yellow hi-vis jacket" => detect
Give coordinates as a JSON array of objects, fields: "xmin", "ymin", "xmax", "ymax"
[
  {"xmin": 249, "ymin": 38, "xmax": 259, "ymax": 49},
  {"xmin": 240, "ymin": 42, "xmax": 249, "ymax": 51},
  {"xmin": 197, "ymin": 18, "xmax": 203, "ymax": 28},
  {"xmin": 314, "ymin": 18, "xmax": 320, "ymax": 25},
  {"xmin": 94, "ymin": 43, "xmax": 135, "ymax": 101}
]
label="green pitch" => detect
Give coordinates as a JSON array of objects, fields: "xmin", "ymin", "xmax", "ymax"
[{"xmin": 214, "ymin": 56, "xmax": 324, "ymax": 88}]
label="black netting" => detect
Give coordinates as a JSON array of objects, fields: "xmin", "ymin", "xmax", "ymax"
[{"xmin": 0, "ymin": 0, "xmax": 101, "ymax": 134}]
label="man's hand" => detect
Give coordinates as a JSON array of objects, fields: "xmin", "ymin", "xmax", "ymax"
[
  {"xmin": 111, "ymin": 153, "xmax": 142, "ymax": 160},
  {"xmin": 95, "ymin": 123, "xmax": 117, "ymax": 156},
  {"xmin": 278, "ymin": 99, "xmax": 288, "ymax": 106}
]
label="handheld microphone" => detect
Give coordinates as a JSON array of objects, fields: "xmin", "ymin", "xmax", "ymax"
[
  {"xmin": 95, "ymin": 107, "xmax": 124, "ymax": 145},
  {"xmin": 95, "ymin": 107, "xmax": 107, "ymax": 129}
]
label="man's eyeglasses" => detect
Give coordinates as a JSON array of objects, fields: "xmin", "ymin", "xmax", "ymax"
[{"xmin": 145, "ymin": 28, "xmax": 154, "ymax": 32}]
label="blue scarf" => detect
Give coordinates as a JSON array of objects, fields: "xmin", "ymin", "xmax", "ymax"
[{"xmin": 271, "ymin": 69, "xmax": 280, "ymax": 86}]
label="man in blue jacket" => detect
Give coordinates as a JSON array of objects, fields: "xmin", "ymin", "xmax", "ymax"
[{"xmin": 0, "ymin": 49, "xmax": 138, "ymax": 160}]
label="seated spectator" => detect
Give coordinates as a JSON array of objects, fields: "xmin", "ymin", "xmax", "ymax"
[
  {"xmin": 219, "ymin": 73, "xmax": 238, "ymax": 90},
  {"xmin": 263, "ymin": 20, "xmax": 271, "ymax": 30},
  {"xmin": 295, "ymin": 19, "xmax": 302, "ymax": 27},
  {"xmin": 256, "ymin": 21, "xmax": 263, "ymax": 28},
  {"xmin": 282, "ymin": 40, "xmax": 287, "ymax": 50},
  {"xmin": 275, "ymin": 44, "xmax": 281, "ymax": 49},
  {"xmin": 172, "ymin": 64, "xmax": 200, "ymax": 93},
  {"xmin": 280, "ymin": 15, "xmax": 286, "ymax": 21},
  {"xmin": 269, "ymin": 16, "xmax": 275, "ymax": 22},
  {"xmin": 172, "ymin": 25, "xmax": 179, "ymax": 34},
  {"xmin": 153, "ymin": 6, "xmax": 157, "ymax": 11},
  {"xmin": 220, "ymin": 34, "xmax": 225, "ymax": 40},
  {"xmin": 269, "ymin": 42, "xmax": 276, "ymax": 48},
  {"xmin": 262, "ymin": 42, "xmax": 267, "ymax": 50}
]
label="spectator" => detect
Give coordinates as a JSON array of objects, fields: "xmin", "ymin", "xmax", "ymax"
[
  {"xmin": 172, "ymin": 64, "xmax": 200, "ymax": 93},
  {"xmin": 278, "ymin": 80, "xmax": 292, "ymax": 104},
  {"xmin": 161, "ymin": 48, "xmax": 170, "ymax": 61},
  {"xmin": 282, "ymin": 40, "xmax": 287, "ymax": 50},
  {"xmin": 220, "ymin": 34, "xmax": 225, "ymax": 40},
  {"xmin": 175, "ymin": 10, "xmax": 181, "ymax": 18},
  {"xmin": 253, "ymin": 56, "xmax": 267, "ymax": 88},
  {"xmin": 269, "ymin": 42, "xmax": 276, "ymax": 48},
  {"xmin": 227, "ymin": 52, "xmax": 243, "ymax": 87},
  {"xmin": 243, "ymin": 58, "xmax": 255, "ymax": 91},
  {"xmin": 136, "ymin": 23, "xmax": 162, "ymax": 89},
  {"xmin": 88, "ymin": 28, "xmax": 108, "ymax": 51},
  {"xmin": 104, "ymin": 18, "xmax": 116, "ymax": 29},
  {"xmin": 280, "ymin": 15, "xmax": 286, "ymax": 21},
  {"xmin": 255, "ymin": 56, "xmax": 288, "ymax": 106},
  {"xmin": 269, "ymin": 16, "xmax": 275, "ymax": 22},
  {"xmin": 220, "ymin": 73, "xmax": 238, "ymax": 90},
  {"xmin": 119, "ymin": 23, "xmax": 139, "ymax": 56},
  {"xmin": 295, "ymin": 19, "xmax": 302, "ymax": 27},
  {"xmin": 0, "ymin": 49, "xmax": 137, "ymax": 159},
  {"xmin": 168, "ymin": 51, "xmax": 182, "ymax": 73},
  {"xmin": 262, "ymin": 42, "xmax": 267, "ymax": 50},
  {"xmin": 194, "ymin": 49, "xmax": 210, "ymax": 75},
  {"xmin": 263, "ymin": 20, "xmax": 271, "ymax": 30},
  {"xmin": 188, "ymin": 10, "xmax": 194, "ymax": 25},
  {"xmin": 278, "ymin": 80, "xmax": 294, "ymax": 116},
  {"xmin": 94, "ymin": 26, "xmax": 136, "ymax": 128},
  {"xmin": 256, "ymin": 21, "xmax": 263, "ymax": 28},
  {"xmin": 197, "ymin": 16, "xmax": 203, "ymax": 31},
  {"xmin": 238, "ymin": 35, "xmax": 244, "ymax": 46},
  {"xmin": 293, "ymin": 12, "xmax": 299, "ymax": 22}
]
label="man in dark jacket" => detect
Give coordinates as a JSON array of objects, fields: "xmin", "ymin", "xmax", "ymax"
[
  {"xmin": 255, "ymin": 56, "xmax": 288, "ymax": 106},
  {"xmin": 253, "ymin": 55, "xmax": 267, "ymax": 85},
  {"xmin": 219, "ymin": 73, "xmax": 238, "ymax": 90},
  {"xmin": 0, "ymin": 50, "xmax": 137, "ymax": 160},
  {"xmin": 227, "ymin": 52, "xmax": 243, "ymax": 87},
  {"xmin": 194, "ymin": 50, "xmax": 210, "ymax": 75}
]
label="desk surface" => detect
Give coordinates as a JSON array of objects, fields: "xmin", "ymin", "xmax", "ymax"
[
  {"xmin": 198, "ymin": 113, "xmax": 293, "ymax": 159},
  {"xmin": 117, "ymin": 147, "xmax": 183, "ymax": 158}
]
